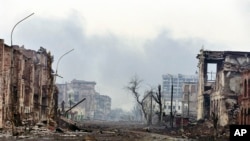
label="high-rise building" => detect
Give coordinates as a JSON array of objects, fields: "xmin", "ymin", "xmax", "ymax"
[{"xmin": 162, "ymin": 74, "xmax": 198, "ymax": 99}]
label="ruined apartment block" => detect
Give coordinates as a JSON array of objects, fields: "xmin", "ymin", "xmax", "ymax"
[
  {"xmin": 238, "ymin": 70, "xmax": 250, "ymax": 124},
  {"xmin": 197, "ymin": 49, "xmax": 250, "ymax": 126},
  {"xmin": 57, "ymin": 79, "xmax": 111, "ymax": 121},
  {"xmin": 0, "ymin": 39, "xmax": 57, "ymax": 128}
]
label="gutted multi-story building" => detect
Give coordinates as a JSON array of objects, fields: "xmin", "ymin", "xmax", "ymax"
[
  {"xmin": 197, "ymin": 49, "xmax": 250, "ymax": 126},
  {"xmin": 57, "ymin": 79, "xmax": 111, "ymax": 120},
  {"xmin": 238, "ymin": 70, "xmax": 250, "ymax": 125},
  {"xmin": 0, "ymin": 39, "xmax": 57, "ymax": 128}
]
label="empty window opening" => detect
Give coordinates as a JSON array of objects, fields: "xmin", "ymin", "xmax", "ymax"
[{"xmin": 207, "ymin": 63, "xmax": 217, "ymax": 81}]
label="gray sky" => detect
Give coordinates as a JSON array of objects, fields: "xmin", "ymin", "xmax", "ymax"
[{"xmin": 1, "ymin": 0, "xmax": 250, "ymax": 111}]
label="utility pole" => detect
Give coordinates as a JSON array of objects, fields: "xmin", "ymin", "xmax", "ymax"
[
  {"xmin": 149, "ymin": 90, "xmax": 153, "ymax": 125},
  {"xmin": 170, "ymin": 75, "xmax": 173, "ymax": 128},
  {"xmin": 69, "ymin": 94, "xmax": 72, "ymax": 108},
  {"xmin": 181, "ymin": 99, "xmax": 184, "ymax": 132},
  {"xmin": 187, "ymin": 89, "xmax": 190, "ymax": 118}
]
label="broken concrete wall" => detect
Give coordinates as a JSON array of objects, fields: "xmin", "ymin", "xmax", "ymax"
[
  {"xmin": 211, "ymin": 71, "xmax": 241, "ymax": 126},
  {"xmin": 197, "ymin": 49, "xmax": 206, "ymax": 120}
]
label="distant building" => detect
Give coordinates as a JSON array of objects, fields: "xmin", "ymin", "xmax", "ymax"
[
  {"xmin": 164, "ymin": 99, "xmax": 185, "ymax": 116},
  {"xmin": 162, "ymin": 74, "xmax": 198, "ymax": 99},
  {"xmin": 162, "ymin": 74, "xmax": 198, "ymax": 116},
  {"xmin": 57, "ymin": 79, "xmax": 111, "ymax": 120},
  {"xmin": 182, "ymin": 82, "xmax": 198, "ymax": 119}
]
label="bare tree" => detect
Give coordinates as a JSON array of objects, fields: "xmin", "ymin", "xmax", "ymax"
[
  {"xmin": 126, "ymin": 76, "xmax": 150, "ymax": 123},
  {"xmin": 152, "ymin": 85, "xmax": 163, "ymax": 125}
]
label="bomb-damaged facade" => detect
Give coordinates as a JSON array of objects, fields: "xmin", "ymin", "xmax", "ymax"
[
  {"xmin": 197, "ymin": 49, "xmax": 250, "ymax": 126},
  {"xmin": 57, "ymin": 79, "xmax": 111, "ymax": 121},
  {"xmin": 0, "ymin": 39, "xmax": 57, "ymax": 128},
  {"xmin": 238, "ymin": 70, "xmax": 250, "ymax": 125}
]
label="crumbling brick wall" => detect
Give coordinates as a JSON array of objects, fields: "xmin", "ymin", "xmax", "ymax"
[{"xmin": 0, "ymin": 39, "xmax": 56, "ymax": 127}]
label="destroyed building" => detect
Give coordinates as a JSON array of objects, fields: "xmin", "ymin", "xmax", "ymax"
[
  {"xmin": 238, "ymin": 70, "xmax": 250, "ymax": 125},
  {"xmin": 0, "ymin": 39, "xmax": 57, "ymax": 128},
  {"xmin": 57, "ymin": 79, "xmax": 111, "ymax": 120},
  {"xmin": 182, "ymin": 82, "xmax": 197, "ymax": 119},
  {"xmin": 162, "ymin": 74, "xmax": 198, "ymax": 116},
  {"xmin": 196, "ymin": 49, "xmax": 250, "ymax": 126}
]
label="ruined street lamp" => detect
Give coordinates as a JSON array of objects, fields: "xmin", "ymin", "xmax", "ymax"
[
  {"xmin": 10, "ymin": 13, "xmax": 34, "ymax": 130},
  {"xmin": 11, "ymin": 13, "xmax": 34, "ymax": 46},
  {"xmin": 167, "ymin": 74, "xmax": 174, "ymax": 128}
]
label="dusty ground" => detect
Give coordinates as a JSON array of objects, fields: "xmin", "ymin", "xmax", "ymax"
[
  {"xmin": 77, "ymin": 120, "xmax": 229, "ymax": 141},
  {"xmin": 0, "ymin": 120, "xmax": 229, "ymax": 141},
  {"xmin": 0, "ymin": 121, "xmax": 183, "ymax": 141},
  {"xmin": 76, "ymin": 121, "xmax": 182, "ymax": 141}
]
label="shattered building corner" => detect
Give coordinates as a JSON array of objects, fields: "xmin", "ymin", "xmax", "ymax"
[
  {"xmin": 0, "ymin": 38, "xmax": 57, "ymax": 129},
  {"xmin": 197, "ymin": 49, "xmax": 250, "ymax": 126}
]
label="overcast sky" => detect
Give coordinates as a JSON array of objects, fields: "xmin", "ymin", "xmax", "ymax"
[{"xmin": 1, "ymin": 0, "xmax": 250, "ymax": 111}]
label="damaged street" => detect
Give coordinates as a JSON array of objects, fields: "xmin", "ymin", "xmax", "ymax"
[
  {"xmin": 0, "ymin": 38, "xmax": 246, "ymax": 141},
  {"xmin": 0, "ymin": 120, "xmax": 228, "ymax": 141},
  {"xmin": 2, "ymin": 3, "xmax": 250, "ymax": 140}
]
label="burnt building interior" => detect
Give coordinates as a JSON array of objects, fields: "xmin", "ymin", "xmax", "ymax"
[{"xmin": 197, "ymin": 49, "xmax": 250, "ymax": 126}]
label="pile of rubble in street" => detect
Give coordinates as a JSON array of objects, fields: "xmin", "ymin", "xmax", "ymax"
[
  {"xmin": 180, "ymin": 120, "xmax": 229, "ymax": 140},
  {"xmin": 0, "ymin": 117, "xmax": 232, "ymax": 141},
  {"xmin": 138, "ymin": 119, "xmax": 230, "ymax": 141},
  {"xmin": 0, "ymin": 118, "xmax": 170, "ymax": 141}
]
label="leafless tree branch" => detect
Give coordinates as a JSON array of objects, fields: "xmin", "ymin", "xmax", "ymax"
[{"xmin": 126, "ymin": 75, "xmax": 149, "ymax": 123}]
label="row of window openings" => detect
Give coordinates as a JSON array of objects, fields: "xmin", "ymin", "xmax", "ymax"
[
  {"xmin": 165, "ymin": 91, "xmax": 180, "ymax": 94},
  {"xmin": 166, "ymin": 106, "xmax": 181, "ymax": 110},
  {"xmin": 163, "ymin": 79, "xmax": 197, "ymax": 82},
  {"xmin": 163, "ymin": 88, "xmax": 182, "ymax": 91},
  {"xmin": 163, "ymin": 84, "xmax": 191, "ymax": 88},
  {"xmin": 163, "ymin": 84, "xmax": 196, "ymax": 89},
  {"xmin": 162, "ymin": 85, "xmax": 181, "ymax": 88}
]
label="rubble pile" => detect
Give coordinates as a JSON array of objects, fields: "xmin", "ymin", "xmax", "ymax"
[
  {"xmin": 157, "ymin": 120, "xmax": 229, "ymax": 140},
  {"xmin": 0, "ymin": 117, "xmax": 231, "ymax": 141}
]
